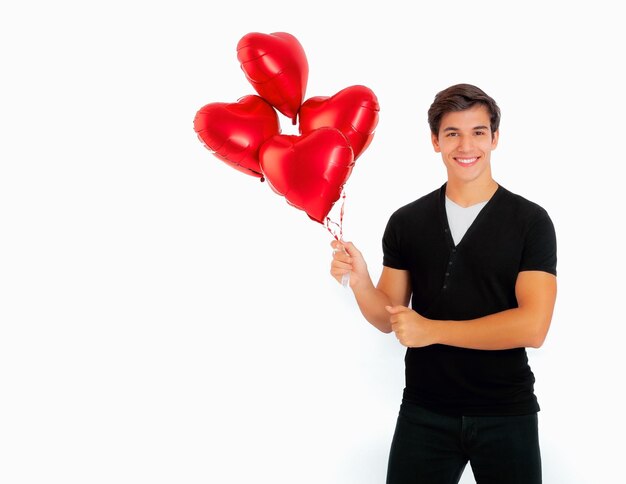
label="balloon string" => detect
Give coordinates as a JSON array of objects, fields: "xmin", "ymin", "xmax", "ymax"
[{"xmin": 325, "ymin": 189, "xmax": 346, "ymax": 241}]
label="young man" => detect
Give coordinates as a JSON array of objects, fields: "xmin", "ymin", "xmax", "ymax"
[{"xmin": 330, "ymin": 84, "xmax": 557, "ymax": 484}]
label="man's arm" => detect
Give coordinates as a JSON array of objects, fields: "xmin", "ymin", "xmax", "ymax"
[
  {"xmin": 387, "ymin": 270, "xmax": 557, "ymax": 350},
  {"xmin": 331, "ymin": 241, "xmax": 411, "ymax": 334}
]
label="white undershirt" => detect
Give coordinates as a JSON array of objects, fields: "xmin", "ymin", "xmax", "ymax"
[{"xmin": 445, "ymin": 196, "xmax": 488, "ymax": 245}]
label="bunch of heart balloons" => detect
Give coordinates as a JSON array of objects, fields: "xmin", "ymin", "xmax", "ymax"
[{"xmin": 193, "ymin": 32, "xmax": 379, "ymax": 227}]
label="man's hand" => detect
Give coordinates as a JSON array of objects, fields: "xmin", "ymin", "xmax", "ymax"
[
  {"xmin": 330, "ymin": 240, "xmax": 369, "ymax": 289},
  {"xmin": 385, "ymin": 305, "xmax": 436, "ymax": 348}
]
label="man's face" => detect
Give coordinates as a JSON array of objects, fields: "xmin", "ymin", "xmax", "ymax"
[{"xmin": 431, "ymin": 105, "xmax": 499, "ymax": 185}]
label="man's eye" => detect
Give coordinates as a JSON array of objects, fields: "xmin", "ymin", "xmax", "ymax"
[
  {"xmin": 446, "ymin": 132, "xmax": 458, "ymax": 137},
  {"xmin": 474, "ymin": 131, "xmax": 486, "ymax": 136}
]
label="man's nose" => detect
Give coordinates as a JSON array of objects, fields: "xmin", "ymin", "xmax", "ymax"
[{"xmin": 458, "ymin": 135, "xmax": 473, "ymax": 152}]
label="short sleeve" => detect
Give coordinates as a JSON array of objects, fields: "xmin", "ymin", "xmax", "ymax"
[
  {"xmin": 519, "ymin": 208, "xmax": 557, "ymax": 276},
  {"xmin": 382, "ymin": 212, "xmax": 407, "ymax": 269}
]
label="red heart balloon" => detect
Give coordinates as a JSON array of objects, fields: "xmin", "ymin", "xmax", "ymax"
[
  {"xmin": 299, "ymin": 85, "xmax": 380, "ymax": 160},
  {"xmin": 259, "ymin": 128, "xmax": 354, "ymax": 224},
  {"xmin": 193, "ymin": 95, "xmax": 280, "ymax": 178},
  {"xmin": 237, "ymin": 32, "xmax": 309, "ymax": 125}
]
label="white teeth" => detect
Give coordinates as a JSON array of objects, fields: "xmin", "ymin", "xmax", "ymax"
[{"xmin": 457, "ymin": 158, "xmax": 477, "ymax": 164}]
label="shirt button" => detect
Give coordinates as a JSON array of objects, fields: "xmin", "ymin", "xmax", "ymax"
[
  {"xmin": 448, "ymin": 261, "xmax": 453, "ymax": 265},
  {"xmin": 443, "ymin": 285, "xmax": 448, "ymax": 289},
  {"xmin": 452, "ymin": 248, "xmax": 457, "ymax": 253},
  {"xmin": 445, "ymin": 272, "xmax": 450, "ymax": 276}
]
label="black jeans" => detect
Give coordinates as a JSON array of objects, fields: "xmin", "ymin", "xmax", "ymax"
[{"xmin": 386, "ymin": 402, "xmax": 541, "ymax": 484}]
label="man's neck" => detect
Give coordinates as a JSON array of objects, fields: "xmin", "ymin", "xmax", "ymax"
[{"xmin": 445, "ymin": 178, "xmax": 499, "ymax": 207}]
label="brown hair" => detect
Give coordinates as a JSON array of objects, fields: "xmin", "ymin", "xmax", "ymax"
[{"xmin": 427, "ymin": 84, "xmax": 501, "ymax": 137}]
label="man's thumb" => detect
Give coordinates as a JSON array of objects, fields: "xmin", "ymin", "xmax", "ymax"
[
  {"xmin": 342, "ymin": 241, "xmax": 358, "ymax": 257},
  {"xmin": 385, "ymin": 305, "xmax": 407, "ymax": 314}
]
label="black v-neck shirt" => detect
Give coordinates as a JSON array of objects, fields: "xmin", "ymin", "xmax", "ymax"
[{"xmin": 382, "ymin": 183, "xmax": 557, "ymax": 416}]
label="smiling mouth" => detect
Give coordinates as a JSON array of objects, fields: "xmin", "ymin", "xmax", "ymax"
[{"xmin": 455, "ymin": 157, "xmax": 479, "ymax": 165}]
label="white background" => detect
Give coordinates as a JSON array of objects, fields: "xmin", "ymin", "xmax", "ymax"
[{"xmin": 1, "ymin": 1, "xmax": 624, "ymax": 483}]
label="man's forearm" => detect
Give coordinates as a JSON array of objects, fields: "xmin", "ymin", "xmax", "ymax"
[
  {"xmin": 352, "ymin": 281, "xmax": 394, "ymax": 334},
  {"xmin": 434, "ymin": 306, "xmax": 550, "ymax": 350}
]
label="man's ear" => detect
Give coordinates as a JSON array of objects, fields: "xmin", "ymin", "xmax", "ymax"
[
  {"xmin": 491, "ymin": 130, "xmax": 499, "ymax": 149},
  {"xmin": 431, "ymin": 132, "xmax": 441, "ymax": 152}
]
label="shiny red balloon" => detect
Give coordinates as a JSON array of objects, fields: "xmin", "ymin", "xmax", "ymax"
[
  {"xmin": 193, "ymin": 95, "xmax": 280, "ymax": 178},
  {"xmin": 237, "ymin": 32, "xmax": 309, "ymax": 125},
  {"xmin": 299, "ymin": 85, "xmax": 380, "ymax": 160},
  {"xmin": 259, "ymin": 127, "xmax": 354, "ymax": 224}
]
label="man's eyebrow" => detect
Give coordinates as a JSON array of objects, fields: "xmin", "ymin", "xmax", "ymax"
[{"xmin": 442, "ymin": 125, "xmax": 490, "ymax": 132}]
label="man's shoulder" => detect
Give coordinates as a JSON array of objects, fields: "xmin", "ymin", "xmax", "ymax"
[
  {"xmin": 390, "ymin": 185, "xmax": 442, "ymax": 221},
  {"xmin": 497, "ymin": 185, "xmax": 551, "ymax": 220}
]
